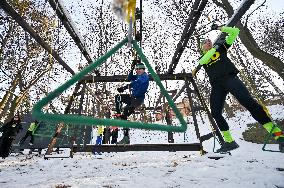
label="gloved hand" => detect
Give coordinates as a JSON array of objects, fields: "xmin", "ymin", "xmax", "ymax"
[
  {"xmin": 211, "ymin": 23, "xmax": 220, "ymax": 30},
  {"xmin": 117, "ymin": 85, "xmax": 128, "ymax": 93},
  {"xmin": 192, "ymin": 68, "xmax": 197, "ymax": 77},
  {"xmin": 117, "ymin": 87, "xmax": 125, "ymax": 93},
  {"xmin": 192, "ymin": 64, "xmax": 202, "ymax": 77}
]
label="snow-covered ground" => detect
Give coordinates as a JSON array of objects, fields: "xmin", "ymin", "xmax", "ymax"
[{"xmin": 0, "ymin": 105, "xmax": 283, "ymax": 188}]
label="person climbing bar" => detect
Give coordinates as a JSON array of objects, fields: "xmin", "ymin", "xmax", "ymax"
[
  {"xmin": 19, "ymin": 120, "xmax": 39, "ymax": 146},
  {"xmin": 114, "ymin": 59, "xmax": 149, "ymax": 144},
  {"xmin": 192, "ymin": 24, "xmax": 284, "ymax": 153}
]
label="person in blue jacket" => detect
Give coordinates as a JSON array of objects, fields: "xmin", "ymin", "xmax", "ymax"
[
  {"xmin": 192, "ymin": 24, "xmax": 284, "ymax": 153},
  {"xmin": 114, "ymin": 60, "xmax": 149, "ymax": 144}
]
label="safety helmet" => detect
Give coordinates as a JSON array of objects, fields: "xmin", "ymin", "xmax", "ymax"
[{"xmin": 135, "ymin": 63, "xmax": 146, "ymax": 69}]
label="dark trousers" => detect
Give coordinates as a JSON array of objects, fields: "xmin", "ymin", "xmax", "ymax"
[
  {"xmin": 210, "ymin": 76, "xmax": 271, "ymax": 131},
  {"xmin": 103, "ymin": 128, "xmax": 111, "ymax": 144},
  {"xmin": 0, "ymin": 136, "xmax": 13, "ymax": 158},
  {"xmin": 115, "ymin": 94, "xmax": 143, "ymax": 136},
  {"xmin": 111, "ymin": 128, "xmax": 119, "ymax": 144},
  {"xmin": 19, "ymin": 130, "xmax": 34, "ymax": 145}
]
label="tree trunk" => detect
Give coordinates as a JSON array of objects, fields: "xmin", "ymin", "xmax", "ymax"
[{"xmin": 0, "ymin": 77, "xmax": 19, "ymax": 121}]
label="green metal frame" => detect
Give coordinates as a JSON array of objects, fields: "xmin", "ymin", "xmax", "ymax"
[
  {"xmin": 262, "ymin": 125, "xmax": 282, "ymax": 152},
  {"xmin": 32, "ymin": 38, "xmax": 187, "ymax": 132}
]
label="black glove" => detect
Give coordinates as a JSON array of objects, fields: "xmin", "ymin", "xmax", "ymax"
[
  {"xmin": 192, "ymin": 64, "xmax": 202, "ymax": 77},
  {"xmin": 211, "ymin": 23, "xmax": 219, "ymax": 30},
  {"xmin": 117, "ymin": 87, "xmax": 125, "ymax": 93},
  {"xmin": 117, "ymin": 85, "xmax": 128, "ymax": 93}
]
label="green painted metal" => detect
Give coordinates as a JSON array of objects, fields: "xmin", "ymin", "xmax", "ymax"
[{"xmin": 32, "ymin": 38, "xmax": 187, "ymax": 132}]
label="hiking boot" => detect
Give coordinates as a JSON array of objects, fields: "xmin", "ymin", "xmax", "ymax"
[
  {"xmin": 217, "ymin": 141, "xmax": 239, "ymax": 153},
  {"xmin": 277, "ymin": 137, "xmax": 284, "ymax": 153},
  {"xmin": 116, "ymin": 136, "xmax": 130, "ymax": 145}
]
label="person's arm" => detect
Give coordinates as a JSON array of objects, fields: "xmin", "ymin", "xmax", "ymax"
[
  {"xmin": 221, "ymin": 26, "xmax": 240, "ymax": 45},
  {"xmin": 198, "ymin": 26, "xmax": 239, "ymax": 66},
  {"xmin": 32, "ymin": 123, "xmax": 39, "ymax": 134},
  {"xmin": 117, "ymin": 71, "xmax": 135, "ymax": 93},
  {"xmin": 198, "ymin": 48, "xmax": 216, "ymax": 65},
  {"xmin": 127, "ymin": 70, "xmax": 137, "ymax": 81}
]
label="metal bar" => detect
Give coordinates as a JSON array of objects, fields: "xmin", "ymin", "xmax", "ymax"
[
  {"xmin": 167, "ymin": 0, "xmax": 208, "ymax": 74},
  {"xmin": 214, "ymin": 0, "xmax": 255, "ymax": 44},
  {"xmin": 189, "ymin": 76, "xmax": 224, "ymax": 143},
  {"xmin": 200, "ymin": 132, "xmax": 214, "ymax": 142},
  {"xmin": 48, "ymin": 0, "xmax": 98, "ymax": 75},
  {"xmin": 185, "ymin": 79, "xmax": 202, "ymax": 143},
  {"xmin": 0, "ymin": 0, "xmax": 75, "ymax": 75}
]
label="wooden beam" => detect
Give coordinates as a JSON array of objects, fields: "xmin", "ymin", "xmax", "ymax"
[
  {"xmin": 0, "ymin": 0, "xmax": 75, "ymax": 75},
  {"xmin": 72, "ymin": 143, "xmax": 202, "ymax": 153},
  {"xmin": 82, "ymin": 73, "xmax": 193, "ymax": 83}
]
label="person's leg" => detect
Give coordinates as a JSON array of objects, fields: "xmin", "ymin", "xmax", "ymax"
[
  {"xmin": 210, "ymin": 82, "xmax": 239, "ymax": 153},
  {"xmin": 28, "ymin": 131, "xmax": 34, "ymax": 145},
  {"xmin": 111, "ymin": 127, "xmax": 118, "ymax": 144},
  {"xmin": 96, "ymin": 135, "xmax": 102, "ymax": 145},
  {"xmin": 117, "ymin": 97, "xmax": 143, "ymax": 144},
  {"xmin": 103, "ymin": 128, "xmax": 111, "ymax": 144},
  {"xmin": 122, "ymin": 97, "xmax": 143, "ymax": 118},
  {"xmin": 94, "ymin": 135, "xmax": 102, "ymax": 155},
  {"xmin": 115, "ymin": 94, "xmax": 131, "ymax": 114},
  {"xmin": 19, "ymin": 132, "xmax": 29, "ymax": 145},
  {"xmin": 227, "ymin": 76, "xmax": 283, "ymax": 142},
  {"xmin": 210, "ymin": 83, "xmax": 234, "ymax": 142}
]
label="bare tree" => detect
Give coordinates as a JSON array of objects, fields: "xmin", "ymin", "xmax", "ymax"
[{"xmin": 212, "ymin": 0, "xmax": 284, "ymax": 80}]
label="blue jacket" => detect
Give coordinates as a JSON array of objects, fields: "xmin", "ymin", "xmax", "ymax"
[{"xmin": 128, "ymin": 71, "xmax": 149, "ymax": 101}]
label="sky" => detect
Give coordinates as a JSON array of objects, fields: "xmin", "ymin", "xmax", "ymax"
[
  {"xmin": 0, "ymin": 104, "xmax": 283, "ymax": 187},
  {"xmin": 261, "ymin": 0, "xmax": 284, "ymax": 13}
]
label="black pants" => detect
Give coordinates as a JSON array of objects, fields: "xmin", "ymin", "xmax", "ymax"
[
  {"xmin": 210, "ymin": 76, "xmax": 271, "ymax": 131},
  {"xmin": 111, "ymin": 128, "xmax": 119, "ymax": 144},
  {"xmin": 0, "ymin": 136, "xmax": 13, "ymax": 158},
  {"xmin": 19, "ymin": 130, "xmax": 34, "ymax": 145},
  {"xmin": 115, "ymin": 94, "xmax": 143, "ymax": 136}
]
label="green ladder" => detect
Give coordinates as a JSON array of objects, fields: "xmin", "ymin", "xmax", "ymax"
[{"xmin": 262, "ymin": 124, "xmax": 284, "ymax": 153}]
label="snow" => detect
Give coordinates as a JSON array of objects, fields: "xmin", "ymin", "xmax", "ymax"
[{"xmin": 0, "ymin": 105, "xmax": 284, "ymax": 188}]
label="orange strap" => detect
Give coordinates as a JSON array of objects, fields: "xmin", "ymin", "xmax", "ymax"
[{"xmin": 273, "ymin": 132, "xmax": 283, "ymax": 137}]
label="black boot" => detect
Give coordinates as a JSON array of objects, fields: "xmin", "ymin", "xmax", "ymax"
[{"xmin": 217, "ymin": 141, "xmax": 239, "ymax": 153}]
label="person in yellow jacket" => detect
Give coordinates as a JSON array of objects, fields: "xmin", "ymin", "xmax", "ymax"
[
  {"xmin": 93, "ymin": 126, "xmax": 104, "ymax": 155},
  {"xmin": 19, "ymin": 120, "xmax": 39, "ymax": 146},
  {"xmin": 96, "ymin": 126, "xmax": 104, "ymax": 145},
  {"xmin": 192, "ymin": 24, "xmax": 284, "ymax": 153}
]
